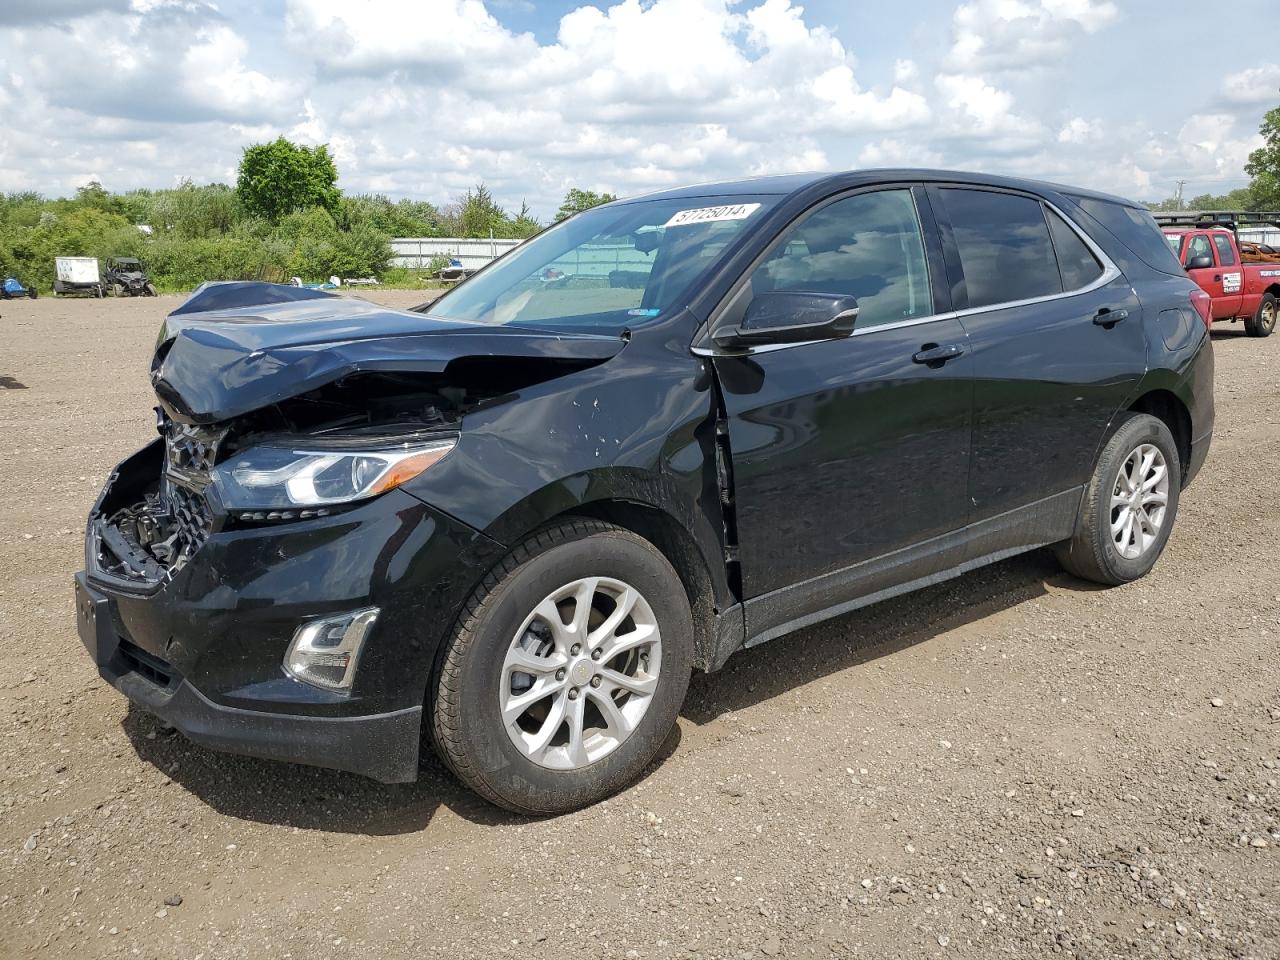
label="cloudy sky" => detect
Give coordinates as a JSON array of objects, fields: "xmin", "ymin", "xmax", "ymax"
[{"xmin": 1, "ymin": 0, "xmax": 1275, "ymax": 219}]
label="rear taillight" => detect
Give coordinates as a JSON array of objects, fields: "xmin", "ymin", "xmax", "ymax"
[{"xmin": 1189, "ymin": 288, "xmax": 1212, "ymax": 330}]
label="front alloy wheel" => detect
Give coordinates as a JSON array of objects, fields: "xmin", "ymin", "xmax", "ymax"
[
  {"xmin": 432, "ymin": 519, "xmax": 692, "ymax": 815},
  {"xmin": 501, "ymin": 576, "xmax": 661, "ymax": 770}
]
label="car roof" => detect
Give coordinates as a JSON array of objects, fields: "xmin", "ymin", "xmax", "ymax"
[{"xmin": 615, "ymin": 168, "xmax": 1141, "ymax": 209}]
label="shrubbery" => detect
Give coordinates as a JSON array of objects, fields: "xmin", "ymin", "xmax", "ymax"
[{"xmin": 0, "ymin": 136, "xmax": 560, "ymax": 293}]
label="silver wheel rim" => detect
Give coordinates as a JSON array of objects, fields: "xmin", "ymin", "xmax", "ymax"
[
  {"xmin": 499, "ymin": 576, "xmax": 662, "ymax": 771},
  {"xmin": 1110, "ymin": 443, "xmax": 1169, "ymax": 560},
  {"xmin": 1262, "ymin": 301, "xmax": 1276, "ymax": 331}
]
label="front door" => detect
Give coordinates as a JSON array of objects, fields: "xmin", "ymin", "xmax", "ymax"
[
  {"xmin": 709, "ymin": 187, "xmax": 973, "ymax": 635},
  {"xmin": 1185, "ymin": 232, "xmax": 1241, "ymax": 319}
]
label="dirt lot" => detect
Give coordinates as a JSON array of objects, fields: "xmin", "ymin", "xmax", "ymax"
[{"xmin": 1, "ymin": 291, "xmax": 1277, "ymax": 960}]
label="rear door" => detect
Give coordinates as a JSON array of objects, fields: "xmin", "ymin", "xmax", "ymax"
[
  {"xmin": 708, "ymin": 186, "xmax": 973, "ymax": 636},
  {"xmin": 928, "ymin": 186, "xmax": 1146, "ymax": 544}
]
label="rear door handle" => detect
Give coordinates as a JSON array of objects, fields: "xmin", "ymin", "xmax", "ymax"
[
  {"xmin": 912, "ymin": 343, "xmax": 965, "ymax": 365},
  {"xmin": 1093, "ymin": 308, "xmax": 1129, "ymax": 327}
]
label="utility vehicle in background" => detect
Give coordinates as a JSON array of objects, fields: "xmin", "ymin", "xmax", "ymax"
[
  {"xmin": 2, "ymin": 276, "xmax": 38, "ymax": 299},
  {"xmin": 104, "ymin": 258, "xmax": 158, "ymax": 297},
  {"xmin": 1156, "ymin": 211, "xmax": 1280, "ymax": 337}
]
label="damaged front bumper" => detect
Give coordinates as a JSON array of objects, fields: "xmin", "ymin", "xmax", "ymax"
[{"xmin": 76, "ymin": 438, "xmax": 506, "ymax": 783}]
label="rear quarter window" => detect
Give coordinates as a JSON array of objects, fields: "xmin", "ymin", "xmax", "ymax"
[{"xmin": 1069, "ymin": 196, "xmax": 1186, "ymax": 276}]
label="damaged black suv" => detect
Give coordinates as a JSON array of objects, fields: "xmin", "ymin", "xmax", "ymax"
[{"xmin": 76, "ymin": 171, "xmax": 1214, "ymax": 814}]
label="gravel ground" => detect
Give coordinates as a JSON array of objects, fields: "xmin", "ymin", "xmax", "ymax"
[{"xmin": 1, "ymin": 292, "xmax": 1277, "ymax": 960}]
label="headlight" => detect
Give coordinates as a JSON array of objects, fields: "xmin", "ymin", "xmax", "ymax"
[{"xmin": 211, "ymin": 437, "xmax": 455, "ymax": 514}]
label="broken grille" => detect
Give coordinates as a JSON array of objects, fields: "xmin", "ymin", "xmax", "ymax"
[{"xmin": 94, "ymin": 416, "xmax": 227, "ymax": 583}]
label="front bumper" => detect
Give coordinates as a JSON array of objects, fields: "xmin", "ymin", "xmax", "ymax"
[
  {"xmin": 76, "ymin": 447, "xmax": 507, "ymax": 782},
  {"xmin": 76, "ymin": 569, "xmax": 423, "ymax": 781}
]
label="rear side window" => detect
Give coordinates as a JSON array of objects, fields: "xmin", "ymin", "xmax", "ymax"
[
  {"xmin": 749, "ymin": 189, "xmax": 932, "ymax": 329},
  {"xmin": 1045, "ymin": 208, "xmax": 1104, "ymax": 291},
  {"xmin": 940, "ymin": 189, "xmax": 1060, "ymax": 308},
  {"xmin": 1070, "ymin": 196, "xmax": 1186, "ymax": 276},
  {"xmin": 1212, "ymin": 234, "xmax": 1237, "ymax": 266}
]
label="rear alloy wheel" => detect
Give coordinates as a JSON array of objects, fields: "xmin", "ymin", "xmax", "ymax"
[
  {"xmin": 432, "ymin": 519, "xmax": 692, "ymax": 815},
  {"xmin": 1109, "ymin": 443, "xmax": 1169, "ymax": 560},
  {"xmin": 1055, "ymin": 413, "xmax": 1180, "ymax": 585},
  {"xmin": 1245, "ymin": 292, "xmax": 1277, "ymax": 337}
]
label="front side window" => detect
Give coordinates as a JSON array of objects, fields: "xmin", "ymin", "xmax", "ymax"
[
  {"xmin": 748, "ymin": 189, "xmax": 932, "ymax": 329},
  {"xmin": 424, "ymin": 196, "xmax": 778, "ymax": 333},
  {"xmin": 1046, "ymin": 207, "xmax": 1104, "ymax": 291},
  {"xmin": 940, "ymin": 189, "xmax": 1060, "ymax": 308},
  {"xmin": 1212, "ymin": 234, "xmax": 1238, "ymax": 266},
  {"xmin": 1186, "ymin": 234, "xmax": 1213, "ymax": 265}
]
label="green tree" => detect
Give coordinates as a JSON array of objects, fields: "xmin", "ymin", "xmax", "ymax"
[
  {"xmin": 555, "ymin": 187, "xmax": 617, "ymax": 222},
  {"xmin": 1245, "ymin": 104, "xmax": 1280, "ymax": 209},
  {"xmin": 510, "ymin": 201, "xmax": 542, "ymax": 239},
  {"xmin": 236, "ymin": 137, "xmax": 341, "ymax": 223},
  {"xmin": 454, "ymin": 183, "xmax": 511, "ymax": 238}
]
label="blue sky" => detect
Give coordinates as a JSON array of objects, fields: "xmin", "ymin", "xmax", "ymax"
[{"xmin": 1, "ymin": 0, "xmax": 1275, "ymax": 220}]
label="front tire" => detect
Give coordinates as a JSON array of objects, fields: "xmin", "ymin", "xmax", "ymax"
[
  {"xmin": 432, "ymin": 519, "xmax": 692, "ymax": 815},
  {"xmin": 1245, "ymin": 292, "xmax": 1277, "ymax": 337},
  {"xmin": 1055, "ymin": 413, "xmax": 1181, "ymax": 585}
]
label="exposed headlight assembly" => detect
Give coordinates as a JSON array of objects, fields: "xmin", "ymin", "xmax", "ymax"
[{"xmin": 211, "ymin": 437, "xmax": 456, "ymax": 516}]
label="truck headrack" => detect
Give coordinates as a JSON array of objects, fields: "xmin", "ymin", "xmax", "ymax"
[{"xmin": 1153, "ymin": 210, "xmax": 1280, "ymax": 230}]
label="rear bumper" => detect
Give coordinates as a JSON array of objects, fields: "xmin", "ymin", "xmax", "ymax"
[
  {"xmin": 1184, "ymin": 428, "xmax": 1212, "ymax": 487},
  {"xmin": 76, "ymin": 571, "xmax": 423, "ymax": 782}
]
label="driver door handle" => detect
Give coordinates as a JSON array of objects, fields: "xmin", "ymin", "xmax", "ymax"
[{"xmin": 912, "ymin": 343, "xmax": 965, "ymax": 365}]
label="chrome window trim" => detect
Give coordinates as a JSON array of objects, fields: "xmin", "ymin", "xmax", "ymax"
[{"xmin": 690, "ymin": 194, "xmax": 1122, "ymax": 359}]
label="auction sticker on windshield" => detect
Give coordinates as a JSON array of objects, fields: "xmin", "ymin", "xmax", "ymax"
[{"xmin": 664, "ymin": 203, "xmax": 761, "ymax": 228}]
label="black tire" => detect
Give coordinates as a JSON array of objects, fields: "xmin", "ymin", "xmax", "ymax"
[
  {"xmin": 1245, "ymin": 292, "xmax": 1277, "ymax": 338},
  {"xmin": 110, "ymin": 283, "xmax": 123, "ymax": 298},
  {"xmin": 1055, "ymin": 413, "xmax": 1181, "ymax": 586},
  {"xmin": 28, "ymin": 288, "xmax": 37, "ymax": 300},
  {"xmin": 144, "ymin": 283, "xmax": 157, "ymax": 297},
  {"xmin": 432, "ymin": 519, "xmax": 693, "ymax": 815}
]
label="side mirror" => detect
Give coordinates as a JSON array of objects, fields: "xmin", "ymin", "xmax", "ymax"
[
  {"xmin": 713, "ymin": 291, "xmax": 859, "ymax": 349},
  {"xmin": 1185, "ymin": 255, "xmax": 1213, "ymax": 270}
]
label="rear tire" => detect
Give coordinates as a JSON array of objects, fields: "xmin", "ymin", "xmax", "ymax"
[
  {"xmin": 431, "ymin": 519, "xmax": 692, "ymax": 815},
  {"xmin": 1055, "ymin": 413, "xmax": 1181, "ymax": 586},
  {"xmin": 1245, "ymin": 292, "xmax": 1277, "ymax": 337},
  {"xmin": 28, "ymin": 288, "xmax": 37, "ymax": 300}
]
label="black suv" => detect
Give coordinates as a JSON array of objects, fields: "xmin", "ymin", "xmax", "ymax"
[{"xmin": 75, "ymin": 170, "xmax": 1214, "ymax": 814}]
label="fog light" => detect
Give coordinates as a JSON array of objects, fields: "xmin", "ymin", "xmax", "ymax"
[{"xmin": 284, "ymin": 608, "xmax": 379, "ymax": 692}]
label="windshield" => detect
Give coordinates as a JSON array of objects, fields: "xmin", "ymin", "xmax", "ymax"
[
  {"xmin": 1164, "ymin": 233, "xmax": 1184, "ymax": 256},
  {"xmin": 422, "ymin": 196, "xmax": 778, "ymax": 333}
]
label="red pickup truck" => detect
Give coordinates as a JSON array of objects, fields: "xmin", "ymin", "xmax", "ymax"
[{"xmin": 1156, "ymin": 215, "xmax": 1280, "ymax": 337}]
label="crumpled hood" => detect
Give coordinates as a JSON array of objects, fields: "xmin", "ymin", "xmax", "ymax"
[{"xmin": 151, "ymin": 282, "xmax": 625, "ymax": 423}]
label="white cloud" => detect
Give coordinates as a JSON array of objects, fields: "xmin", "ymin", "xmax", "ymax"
[
  {"xmin": 1220, "ymin": 65, "xmax": 1280, "ymax": 106},
  {"xmin": 1057, "ymin": 117, "xmax": 1099, "ymax": 144},
  {"xmin": 945, "ymin": 0, "xmax": 1117, "ymax": 72},
  {"xmin": 934, "ymin": 73, "xmax": 1041, "ymax": 141}
]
